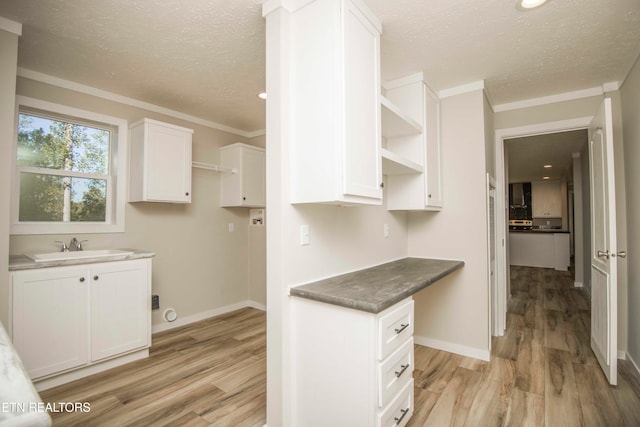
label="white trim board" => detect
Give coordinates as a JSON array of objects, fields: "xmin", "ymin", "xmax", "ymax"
[
  {"xmin": 0, "ymin": 16, "xmax": 22, "ymax": 36},
  {"xmin": 151, "ymin": 300, "xmax": 266, "ymax": 334},
  {"xmin": 414, "ymin": 334, "xmax": 490, "ymax": 362},
  {"xmin": 493, "ymin": 86, "xmax": 609, "ymax": 112},
  {"xmin": 17, "ymin": 68, "xmax": 266, "ymax": 138}
]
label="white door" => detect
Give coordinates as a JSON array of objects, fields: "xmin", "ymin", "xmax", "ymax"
[{"xmin": 588, "ymin": 97, "xmax": 619, "ymax": 385}]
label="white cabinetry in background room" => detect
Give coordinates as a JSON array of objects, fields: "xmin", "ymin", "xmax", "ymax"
[
  {"xmin": 129, "ymin": 118, "xmax": 193, "ymax": 203},
  {"xmin": 220, "ymin": 143, "xmax": 265, "ymax": 208},
  {"xmin": 292, "ymin": 297, "xmax": 415, "ymax": 426},
  {"xmin": 289, "ymin": 0, "xmax": 382, "ymax": 205},
  {"xmin": 383, "ymin": 73, "xmax": 442, "ymax": 211},
  {"xmin": 532, "ymin": 180, "xmax": 562, "ymax": 217},
  {"xmin": 11, "ymin": 259, "xmax": 151, "ymax": 382}
]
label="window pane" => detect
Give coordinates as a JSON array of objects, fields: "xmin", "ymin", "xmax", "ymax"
[
  {"xmin": 17, "ymin": 113, "xmax": 110, "ymax": 175},
  {"xmin": 19, "ymin": 172, "xmax": 107, "ymax": 222}
]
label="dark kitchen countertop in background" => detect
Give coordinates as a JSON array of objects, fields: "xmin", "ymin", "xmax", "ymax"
[
  {"xmin": 290, "ymin": 257, "xmax": 464, "ymax": 314},
  {"xmin": 509, "ymin": 229, "xmax": 569, "ymax": 233}
]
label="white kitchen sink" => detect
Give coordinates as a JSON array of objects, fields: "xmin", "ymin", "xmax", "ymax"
[{"xmin": 26, "ymin": 249, "xmax": 134, "ymax": 262}]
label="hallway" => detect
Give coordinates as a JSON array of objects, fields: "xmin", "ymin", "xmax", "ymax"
[{"xmin": 409, "ymin": 266, "xmax": 640, "ymax": 426}]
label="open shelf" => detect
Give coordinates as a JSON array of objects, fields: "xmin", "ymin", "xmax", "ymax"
[
  {"xmin": 381, "ymin": 148, "xmax": 423, "ymax": 175},
  {"xmin": 381, "ymin": 96, "xmax": 423, "ymax": 138}
]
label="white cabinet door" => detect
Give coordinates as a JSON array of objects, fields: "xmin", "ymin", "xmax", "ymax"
[
  {"xmin": 289, "ymin": 0, "xmax": 382, "ymax": 205},
  {"xmin": 220, "ymin": 143, "xmax": 266, "ymax": 207},
  {"xmin": 11, "ymin": 266, "xmax": 89, "ymax": 379},
  {"xmin": 90, "ymin": 259, "xmax": 151, "ymax": 361},
  {"xmin": 342, "ymin": 0, "xmax": 382, "ymax": 201},
  {"xmin": 424, "ymin": 87, "xmax": 442, "ymax": 209},
  {"xmin": 532, "ymin": 181, "xmax": 562, "ymax": 217},
  {"xmin": 129, "ymin": 118, "xmax": 193, "ymax": 203}
]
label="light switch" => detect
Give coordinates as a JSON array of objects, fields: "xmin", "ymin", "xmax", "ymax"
[
  {"xmin": 300, "ymin": 224, "xmax": 310, "ymax": 246},
  {"xmin": 228, "ymin": 223, "xmax": 235, "ymax": 232}
]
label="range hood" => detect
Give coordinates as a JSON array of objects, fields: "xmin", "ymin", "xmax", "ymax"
[{"xmin": 511, "ymin": 183, "xmax": 526, "ymax": 207}]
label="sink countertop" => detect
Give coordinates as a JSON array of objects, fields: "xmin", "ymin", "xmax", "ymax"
[
  {"xmin": 290, "ymin": 257, "xmax": 464, "ymax": 314},
  {"xmin": 9, "ymin": 249, "xmax": 155, "ymax": 271},
  {"xmin": 0, "ymin": 321, "xmax": 51, "ymax": 427}
]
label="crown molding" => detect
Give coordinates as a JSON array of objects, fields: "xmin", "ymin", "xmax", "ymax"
[
  {"xmin": 0, "ymin": 16, "xmax": 22, "ymax": 36},
  {"xmin": 17, "ymin": 68, "xmax": 257, "ymax": 138}
]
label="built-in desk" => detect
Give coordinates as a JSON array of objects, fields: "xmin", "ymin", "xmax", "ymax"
[{"xmin": 290, "ymin": 257, "xmax": 464, "ymax": 427}]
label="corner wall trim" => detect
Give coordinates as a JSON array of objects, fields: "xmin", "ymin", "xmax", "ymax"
[
  {"xmin": 414, "ymin": 334, "xmax": 490, "ymax": 362},
  {"xmin": 438, "ymin": 81, "xmax": 485, "ymax": 99},
  {"xmin": 493, "ymin": 86, "xmax": 603, "ymax": 112},
  {"xmin": 0, "ymin": 16, "xmax": 22, "ymax": 36}
]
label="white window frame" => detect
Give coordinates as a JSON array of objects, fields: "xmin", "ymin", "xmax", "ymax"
[{"xmin": 11, "ymin": 96, "xmax": 127, "ymax": 234}]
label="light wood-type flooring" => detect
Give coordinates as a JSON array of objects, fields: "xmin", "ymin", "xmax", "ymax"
[{"xmin": 41, "ymin": 266, "xmax": 640, "ymax": 426}]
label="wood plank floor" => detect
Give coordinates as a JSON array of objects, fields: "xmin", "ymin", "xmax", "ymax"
[
  {"xmin": 41, "ymin": 266, "xmax": 640, "ymax": 426},
  {"xmin": 40, "ymin": 308, "xmax": 267, "ymax": 426},
  {"xmin": 408, "ymin": 266, "xmax": 640, "ymax": 426}
]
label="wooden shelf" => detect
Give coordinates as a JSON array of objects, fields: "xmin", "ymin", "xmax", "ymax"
[
  {"xmin": 381, "ymin": 96, "xmax": 422, "ymax": 138},
  {"xmin": 381, "ymin": 148, "xmax": 423, "ymax": 175}
]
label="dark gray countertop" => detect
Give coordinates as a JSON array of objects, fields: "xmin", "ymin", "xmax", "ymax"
[
  {"xmin": 509, "ymin": 229, "xmax": 569, "ymax": 234},
  {"xmin": 290, "ymin": 257, "xmax": 464, "ymax": 314},
  {"xmin": 9, "ymin": 249, "xmax": 155, "ymax": 271}
]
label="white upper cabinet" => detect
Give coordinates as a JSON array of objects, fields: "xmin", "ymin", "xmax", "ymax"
[
  {"xmin": 532, "ymin": 180, "xmax": 562, "ymax": 218},
  {"xmin": 129, "ymin": 118, "xmax": 193, "ymax": 203},
  {"xmin": 384, "ymin": 73, "xmax": 443, "ymax": 211},
  {"xmin": 289, "ymin": 0, "xmax": 382, "ymax": 205},
  {"xmin": 220, "ymin": 143, "xmax": 266, "ymax": 208}
]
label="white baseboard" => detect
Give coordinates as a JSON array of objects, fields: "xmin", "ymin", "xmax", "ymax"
[
  {"xmin": 414, "ymin": 334, "xmax": 490, "ymax": 362},
  {"xmin": 627, "ymin": 352, "xmax": 640, "ymax": 375},
  {"xmin": 618, "ymin": 350, "xmax": 627, "ymax": 360},
  {"xmin": 152, "ymin": 300, "xmax": 266, "ymax": 334},
  {"xmin": 34, "ymin": 349, "xmax": 149, "ymax": 391}
]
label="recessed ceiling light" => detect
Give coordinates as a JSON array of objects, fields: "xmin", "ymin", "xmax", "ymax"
[
  {"xmin": 257, "ymin": 92, "xmax": 267, "ymax": 100},
  {"xmin": 542, "ymin": 176, "xmax": 550, "ymax": 180},
  {"xmin": 518, "ymin": 0, "xmax": 548, "ymax": 9},
  {"xmin": 543, "ymin": 164, "xmax": 552, "ymax": 168}
]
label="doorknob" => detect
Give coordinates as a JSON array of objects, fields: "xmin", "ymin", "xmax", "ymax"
[
  {"xmin": 597, "ymin": 250, "xmax": 610, "ymax": 259},
  {"xmin": 612, "ymin": 251, "xmax": 627, "ymax": 258}
]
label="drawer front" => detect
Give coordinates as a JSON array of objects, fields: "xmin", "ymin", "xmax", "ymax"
[
  {"xmin": 378, "ymin": 299, "xmax": 414, "ymax": 360},
  {"xmin": 378, "ymin": 378, "xmax": 414, "ymax": 427},
  {"xmin": 378, "ymin": 338, "xmax": 414, "ymax": 408}
]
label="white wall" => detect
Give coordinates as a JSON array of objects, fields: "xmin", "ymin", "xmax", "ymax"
[
  {"xmin": 0, "ymin": 25, "xmax": 20, "ymax": 326},
  {"xmin": 8, "ymin": 76, "xmax": 265, "ymax": 329},
  {"xmin": 408, "ymin": 89, "xmax": 491, "ymax": 359},
  {"xmin": 621, "ymin": 54, "xmax": 640, "ymax": 366},
  {"xmin": 263, "ymin": 5, "xmax": 409, "ymax": 425}
]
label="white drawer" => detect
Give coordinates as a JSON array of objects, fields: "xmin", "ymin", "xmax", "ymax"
[
  {"xmin": 378, "ymin": 299, "xmax": 414, "ymax": 360},
  {"xmin": 378, "ymin": 378, "xmax": 413, "ymax": 427},
  {"xmin": 378, "ymin": 337, "xmax": 413, "ymax": 408}
]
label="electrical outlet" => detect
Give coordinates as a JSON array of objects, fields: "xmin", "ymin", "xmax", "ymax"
[
  {"xmin": 151, "ymin": 294, "xmax": 160, "ymax": 310},
  {"xmin": 228, "ymin": 222, "xmax": 235, "ymax": 232},
  {"xmin": 384, "ymin": 223, "xmax": 390, "ymax": 238}
]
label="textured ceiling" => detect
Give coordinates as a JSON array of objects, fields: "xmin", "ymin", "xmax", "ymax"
[{"xmin": 1, "ymin": 0, "xmax": 639, "ymax": 134}]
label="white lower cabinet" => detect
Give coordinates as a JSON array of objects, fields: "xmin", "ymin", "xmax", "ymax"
[
  {"xmin": 11, "ymin": 259, "xmax": 151, "ymax": 381},
  {"xmin": 292, "ymin": 297, "xmax": 414, "ymax": 426}
]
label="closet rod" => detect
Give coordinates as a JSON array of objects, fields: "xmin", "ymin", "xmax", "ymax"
[{"xmin": 192, "ymin": 161, "xmax": 237, "ymax": 174}]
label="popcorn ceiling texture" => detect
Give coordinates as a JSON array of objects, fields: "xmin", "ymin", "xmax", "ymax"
[{"xmin": 1, "ymin": 0, "xmax": 639, "ymax": 132}]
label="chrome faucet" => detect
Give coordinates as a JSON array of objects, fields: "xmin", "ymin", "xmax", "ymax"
[{"xmin": 69, "ymin": 237, "xmax": 86, "ymax": 251}]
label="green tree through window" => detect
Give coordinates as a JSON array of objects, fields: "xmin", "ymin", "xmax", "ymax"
[{"xmin": 17, "ymin": 112, "xmax": 111, "ymax": 223}]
